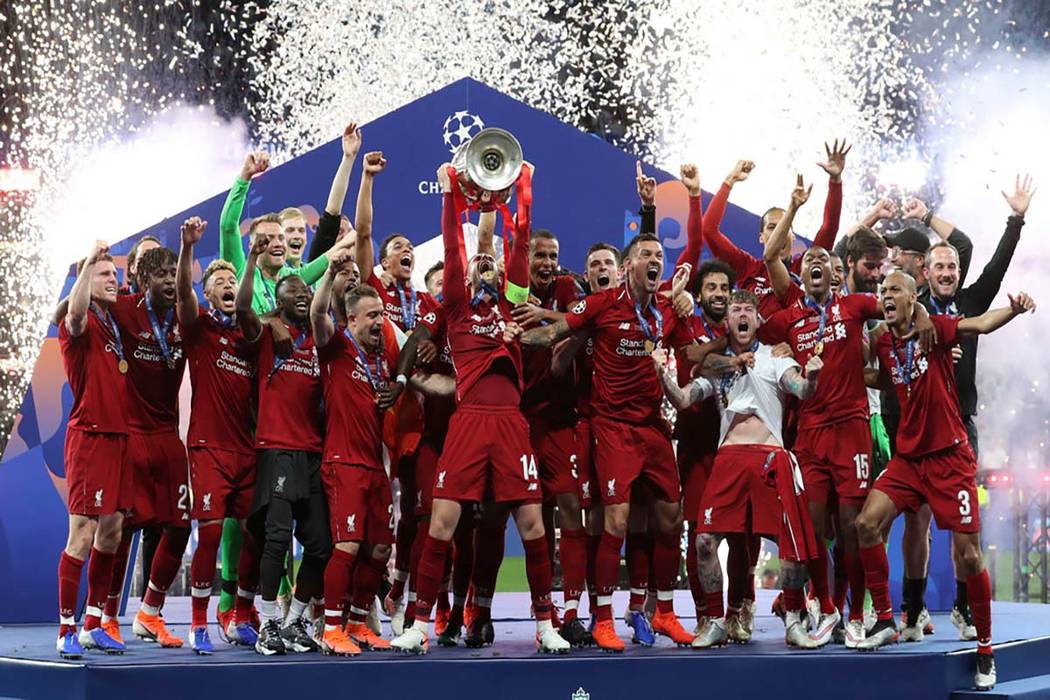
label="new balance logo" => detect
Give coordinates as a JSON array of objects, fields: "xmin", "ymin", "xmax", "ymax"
[
  {"xmin": 618, "ymin": 322, "xmax": 631, "ymax": 330},
  {"xmin": 347, "ymin": 514, "xmax": 356, "ymax": 533},
  {"xmin": 436, "ymin": 471, "xmax": 446, "ymax": 489},
  {"xmin": 202, "ymin": 493, "xmax": 212, "ymax": 512},
  {"xmin": 606, "ymin": 479, "xmax": 616, "ymax": 497},
  {"xmin": 219, "ymin": 336, "xmax": 228, "ymax": 345},
  {"xmin": 703, "ymin": 507, "xmax": 713, "ymax": 525},
  {"xmin": 94, "ymin": 489, "xmax": 103, "ymax": 508}
]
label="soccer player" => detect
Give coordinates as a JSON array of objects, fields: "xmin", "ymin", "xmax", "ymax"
[
  {"xmin": 306, "ymin": 121, "xmax": 365, "ymax": 264},
  {"xmin": 521, "ymin": 232, "xmax": 697, "ymax": 652},
  {"xmin": 236, "ymin": 236, "xmax": 333, "ymax": 656},
  {"xmin": 174, "ymin": 217, "xmax": 263, "ymax": 654},
  {"xmin": 279, "ymin": 207, "xmax": 309, "ymax": 268},
  {"xmin": 55, "ymin": 242, "xmax": 129, "ymax": 658},
  {"xmin": 121, "ymin": 235, "xmax": 160, "ymax": 294},
  {"xmin": 311, "ymin": 259, "xmax": 402, "ymax": 655},
  {"xmin": 389, "ymin": 162, "xmax": 570, "ymax": 655},
  {"xmin": 95, "ymin": 245, "xmax": 192, "ymax": 650},
  {"xmin": 761, "ymin": 176, "xmax": 935, "ymax": 648},
  {"xmin": 510, "ymin": 228, "xmax": 590, "ymax": 643},
  {"xmin": 856, "ymin": 271, "xmax": 1035, "ymax": 691},
  {"xmin": 654, "ymin": 290, "xmax": 824, "ymax": 649},
  {"xmin": 702, "ymin": 140, "xmax": 848, "ymax": 318}
]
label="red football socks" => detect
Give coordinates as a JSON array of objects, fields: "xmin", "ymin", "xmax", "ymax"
[
  {"xmin": 845, "ymin": 550, "xmax": 867, "ymax": 621},
  {"xmin": 190, "ymin": 523, "xmax": 222, "ymax": 627},
  {"xmin": 58, "ymin": 552, "xmax": 85, "ymax": 636},
  {"xmin": 559, "ymin": 527, "xmax": 587, "ymax": 621},
  {"xmin": 967, "ymin": 569, "xmax": 993, "ymax": 653},
  {"xmin": 595, "ymin": 530, "xmax": 624, "ymax": 622},
  {"xmin": 625, "ymin": 531, "xmax": 650, "ymax": 610},
  {"xmin": 859, "ymin": 544, "xmax": 893, "ymax": 620},
  {"xmin": 322, "ymin": 548, "xmax": 357, "ymax": 628},
  {"xmin": 653, "ymin": 530, "xmax": 681, "ymax": 614},
  {"xmin": 414, "ymin": 534, "xmax": 451, "ymax": 623},
  {"xmin": 349, "ymin": 555, "xmax": 386, "ymax": 623},
  {"xmin": 83, "ymin": 547, "xmax": 115, "ymax": 630},
  {"xmin": 523, "ymin": 535, "xmax": 553, "ymax": 621},
  {"xmin": 104, "ymin": 532, "xmax": 132, "ymax": 620},
  {"xmin": 806, "ymin": 546, "xmax": 837, "ymax": 616}
]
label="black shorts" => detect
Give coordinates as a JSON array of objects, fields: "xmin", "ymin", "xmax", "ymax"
[
  {"xmin": 252, "ymin": 449, "xmax": 323, "ymax": 513},
  {"xmin": 963, "ymin": 415, "xmax": 979, "ymax": 462}
]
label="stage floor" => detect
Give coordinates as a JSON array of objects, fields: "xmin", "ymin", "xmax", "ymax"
[{"xmin": 2, "ymin": 591, "xmax": 1048, "ymax": 700}]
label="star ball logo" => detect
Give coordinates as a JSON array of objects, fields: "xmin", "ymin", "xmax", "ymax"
[{"xmin": 442, "ymin": 111, "xmax": 486, "ymax": 154}]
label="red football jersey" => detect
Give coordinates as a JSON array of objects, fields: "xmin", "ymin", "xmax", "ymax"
[
  {"xmin": 672, "ymin": 311, "xmax": 725, "ymax": 452},
  {"xmin": 875, "ymin": 315, "xmax": 968, "ymax": 458},
  {"xmin": 255, "ymin": 323, "xmax": 323, "ymax": 453},
  {"xmin": 575, "ymin": 334, "xmax": 596, "ymax": 418},
  {"xmin": 368, "ymin": 270, "xmax": 436, "ymax": 333},
  {"xmin": 182, "ymin": 308, "xmax": 258, "ymax": 455},
  {"xmin": 110, "ymin": 293, "xmax": 186, "ymax": 434},
  {"xmin": 319, "ymin": 328, "xmax": 396, "ymax": 470},
  {"xmin": 59, "ymin": 308, "xmax": 129, "ymax": 434},
  {"xmin": 565, "ymin": 285, "xmax": 692, "ymax": 425},
  {"xmin": 417, "ymin": 305, "xmax": 456, "ymax": 438},
  {"xmin": 521, "ymin": 275, "xmax": 584, "ymax": 420},
  {"xmin": 761, "ymin": 292, "xmax": 880, "ymax": 429}
]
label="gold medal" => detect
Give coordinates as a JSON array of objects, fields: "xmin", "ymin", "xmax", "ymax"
[
  {"xmin": 118, "ymin": 359, "xmax": 128, "ymax": 374},
  {"xmin": 644, "ymin": 340, "xmax": 655, "ymax": 354},
  {"xmin": 813, "ymin": 341, "xmax": 824, "ymax": 356}
]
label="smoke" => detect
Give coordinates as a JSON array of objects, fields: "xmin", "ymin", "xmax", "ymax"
[
  {"xmin": 926, "ymin": 59, "xmax": 1050, "ymax": 477},
  {"xmin": 45, "ymin": 106, "xmax": 249, "ymax": 275}
]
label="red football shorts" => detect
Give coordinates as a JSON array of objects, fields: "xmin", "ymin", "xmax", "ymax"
[
  {"xmin": 125, "ymin": 430, "xmax": 190, "ymax": 528},
  {"xmin": 528, "ymin": 414, "xmax": 578, "ymax": 504},
  {"xmin": 677, "ymin": 441, "xmax": 715, "ymax": 526},
  {"xmin": 434, "ymin": 405, "xmax": 540, "ymax": 504},
  {"xmin": 189, "ymin": 447, "xmax": 255, "ymax": 520},
  {"xmin": 698, "ymin": 444, "xmax": 781, "ymax": 538},
  {"xmin": 591, "ymin": 416, "xmax": 679, "ymax": 505},
  {"xmin": 64, "ymin": 427, "xmax": 127, "ymax": 516},
  {"xmin": 414, "ymin": 438, "xmax": 440, "ymax": 518},
  {"xmin": 793, "ymin": 417, "xmax": 871, "ymax": 504},
  {"xmin": 574, "ymin": 416, "xmax": 596, "ymax": 508},
  {"xmin": 323, "ymin": 462, "xmax": 395, "ymax": 544},
  {"xmin": 873, "ymin": 442, "xmax": 979, "ymax": 534}
]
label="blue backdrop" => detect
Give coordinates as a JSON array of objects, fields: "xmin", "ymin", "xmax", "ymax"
[{"xmin": 0, "ymin": 78, "xmax": 950, "ymax": 623}]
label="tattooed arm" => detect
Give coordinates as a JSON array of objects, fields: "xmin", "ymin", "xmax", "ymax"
[
  {"xmin": 519, "ymin": 318, "xmax": 573, "ymax": 348},
  {"xmin": 779, "ymin": 355, "xmax": 822, "ymax": 400}
]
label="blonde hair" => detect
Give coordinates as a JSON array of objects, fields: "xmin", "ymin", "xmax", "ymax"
[
  {"xmin": 278, "ymin": 207, "xmax": 306, "ymax": 224},
  {"xmin": 202, "ymin": 259, "xmax": 236, "ymax": 290},
  {"xmin": 248, "ymin": 213, "xmax": 281, "ymax": 239}
]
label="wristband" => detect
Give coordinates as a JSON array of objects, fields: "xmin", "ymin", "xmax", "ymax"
[
  {"xmin": 396, "ymin": 374, "xmax": 407, "ymax": 386},
  {"xmin": 922, "ymin": 210, "xmax": 933, "ymax": 227}
]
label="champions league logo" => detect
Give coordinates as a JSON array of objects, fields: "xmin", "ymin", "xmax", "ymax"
[{"xmin": 442, "ymin": 111, "xmax": 485, "ymax": 154}]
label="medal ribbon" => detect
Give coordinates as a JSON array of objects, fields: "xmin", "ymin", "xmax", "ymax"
[
  {"xmin": 718, "ymin": 339, "xmax": 759, "ymax": 404},
  {"xmin": 634, "ymin": 298, "xmax": 663, "ymax": 347},
  {"xmin": 396, "ymin": 282, "xmax": 417, "ymax": 330},
  {"xmin": 269, "ymin": 324, "xmax": 310, "ymax": 379},
  {"xmin": 890, "ymin": 322, "xmax": 916, "ymax": 394},
  {"xmin": 144, "ymin": 292, "xmax": 175, "ymax": 367},
  {"xmin": 344, "ymin": 327, "xmax": 386, "ymax": 393},
  {"xmin": 804, "ymin": 294, "xmax": 834, "ymax": 352},
  {"xmin": 90, "ymin": 303, "xmax": 125, "ymax": 366},
  {"xmin": 208, "ymin": 307, "xmax": 235, "ymax": 329},
  {"xmin": 470, "ymin": 280, "xmax": 501, "ymax": 308},
  {"xmin": 929, "ymin": 295, "xmax": 957, "ymax": 317}
]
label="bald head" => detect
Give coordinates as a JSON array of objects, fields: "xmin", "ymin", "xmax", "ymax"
[{"xmin": 884, "ymin": 269, "xmax": 917, "ymax": 294}]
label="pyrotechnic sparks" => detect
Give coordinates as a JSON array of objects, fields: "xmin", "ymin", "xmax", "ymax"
[{"xmin": 0, "ymin": 0, "xmax": 1047, "ymax": 460}]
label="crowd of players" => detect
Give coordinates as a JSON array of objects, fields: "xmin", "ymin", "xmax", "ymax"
[{"xmin": 53, "ymin": 122, "xmax": 1037, "ymax": 690}]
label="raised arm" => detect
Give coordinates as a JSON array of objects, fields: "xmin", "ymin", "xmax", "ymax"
[
  {"xmin": 957, "ymin": 292, "xmax": 1036, "ymax": 336},
  {"xmin": 901, "ymin": 197, "xmax": 973, "ymax": 284},
  {"xmin": 66, "ymin": 242, "xmax": 108, "ymax": 337},
  {"xmin": 354, "ymin": 149, "xmax": 387, "ymax": 283},
  {"xmin": 675, "ymin": 163, "xmax": 703, "ymax": 273},
  {"xmin": 311, "ymin": 251, "xmax": 346, "ymax": 349},
  {"xmin": 235, "ymin": 237, "xmax": 265, "ymax": 342},
  {"xmin": 963, "ymin": 176, "xmax": 1035, "ymax": 312},
  {"xmin": 702, "ymin": 160, "xmax": 756, "ymax": 272},
  {"xmin": 220, "ymin": 151, "xmax": 269, "ymax": 276},
  {"xmin": 477, "ymin": 207, "xmax": 497, "ymax": 257},
  {"xmin": 809, "ymin": 139, "xmax": 849, "ymax": 252},
  {"xmin": 765, "ymin": 175, "xmax": 811, "ymax": 299},
  {"xmin": 176, "ymin": 217, "xmax": 206, "ymax": 327},
  {"xmin": 308, "ymin": 122, "xmax": 361, "ymax": 262},
  {"xmin": 439, "ymin": 164, "xmax": 467, "ymax": 308},
  {"xmin": 779, "ymin": 355, "xmax": 822, "ymax": 400},
  {"xmin": 504, "ymin": 166, "xmax": 533, "ymax": 306},
  {"xmin": 636, "ymin": 160, "xmax": 656, "ymax": 235}
]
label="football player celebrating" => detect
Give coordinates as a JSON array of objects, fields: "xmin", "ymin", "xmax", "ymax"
[
  {"xmin": 389, "ymin": 163, "xmax": 570, "ymax": 655},
  {"xmin": 856, "ymin": 270, "xmax": 1035, "ymax": 692},
  {"xmin": 55, "ymin": 242, "xmax": 129, "ymax": 658}
]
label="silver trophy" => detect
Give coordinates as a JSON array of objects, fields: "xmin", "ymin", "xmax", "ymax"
[{"xmin": 450, "ymin": 127, "xmax": 524, "ymax": 206}]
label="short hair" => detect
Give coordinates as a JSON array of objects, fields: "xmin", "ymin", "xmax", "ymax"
[
  {"xmin": 886, "ymin": 270, "xmax": 918, "ymax": 294},
  {"xmin": 424, "ymin": 261, "xmax": 444, "ymax": 288},
  {"xmin": 135, "ymin": 247, "xmax": 178, "ymax": 285},
  {"xmin": 694, "ymin": 258, "xmax": 736, "ymax": 294},
  {"xmin": 531, "ymin": 229, "xmax": 558, "ymax": 249},
  {"xmin": 846, "ymin": 226, "xmax": 888, "ymax": 265},
  {"xmin": 728, "ymin": 289, "xmax": 760, "ymax": 309},
  {"xmin": 202, "ymin": 259, "xmax": 236, "ymax": 290},
  {"xmin": 278, "ymin": 207, "xmax": 305, "ymax": 224},
  {"xmin": 586, "ymin": 242, "xmax": 621, "ymax": 265},
  {"xmin": 76, "ymin": 253, "xmax": 114, "ymax": 276},
  {"xmin": 345, "ymin": 284, "xmax": 381, "ymax": 313},
  {"xmin": 127, "ymin": 235, "xmax": 161, "ymax": 272},
  {"xmin": 379, "ymin": 233, "xmax": 410, "ymax": 261},
  {"xmin": 622, "ymin": 232, "xmax": 660, "ymax": 261},
  {"xmin": 249, "ymin": 213, "xmax": 282, "ymax": 237},
  {"xmin": 760, "ymin": 206, "xmax": 785, "ymax": 232},
  {"xmin": 925, "ymin": 241, "xmax": 960, "ymax": 269},
  {"xmin": 274, "ymin": 274, "xmax": 304, "ymax": 297}
]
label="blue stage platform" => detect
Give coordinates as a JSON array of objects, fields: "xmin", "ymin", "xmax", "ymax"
[{"xmin": 1, "ymin": 591, "xmax": 1048, "ymax": 700}]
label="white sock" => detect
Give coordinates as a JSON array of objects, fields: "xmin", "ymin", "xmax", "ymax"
[
  {"xmin": 260, "ymin": 599, "xmax": 277, "ymax": 624},
  {"xmin": 284, "ymin": 597, "xmax": 309, "ymax": 627}
]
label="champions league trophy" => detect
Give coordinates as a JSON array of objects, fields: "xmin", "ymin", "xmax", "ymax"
[{"xmin": 449, "ymin": 127, "xmax": 524, "ymax": 208}]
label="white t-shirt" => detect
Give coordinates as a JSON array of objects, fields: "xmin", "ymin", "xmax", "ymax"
[{"xmin": 691, "ymin": 344, "xmax": 800, "ymax": 447}]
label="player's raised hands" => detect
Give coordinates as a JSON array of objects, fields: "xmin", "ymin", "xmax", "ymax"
[
  {"xmin": 901, "ymin": 198, "xmax": 929, "ymax": 222},
  {"xmin": 87, "ymin": 240, "xmax": 110, "ymax": 264},
  {"xmin": 1008, "ymin": 291, "xmax": 1036, "ymax": 315},
  {"xmin": 727, "ymin": 160, "xmax": 754, "ymax": 185},
  {"xmin": 671, "ymin": 263, "xmax": 692, "ymax": 297},
  {"xmin": 790, "ymin": 174, "xmax": 813, "ymax": 210},
  {"xmin": 342, "ymin": 122, "xmax": 362, "ymax": 159},
  {"xmin": 679, "ymin": 163, "xmax": 700, "ymax": 197},
  {"xmin": 437, "ymin": 162, "xmax": 453, "ymax": 193},
  {"xmin": 1002, "ymin": 174, "xmax": 1036, "ymax": 217},
  {"xmin": 804, "ymin": 354, "xmax": 824, "ymax": 378},
  {"xmin": 816, "ymin": 138, "xmax": 851, "ymax": 182},
  {"xmin": 363, "ymin": 151, "xmax": 387, "ymax": 177},
  {"xmin": 239, "ymin": 151, "xmax": 270, "ymax": 181},
  {"xmin": 672, "ymin": 290, "xmax": 695, "ymax": 319},
  {"xmin": 249, "ymin": 232, "xmax": 270, "ymax": 258},
  {"xmin": 180, "ymin": 216, "xmax": 207, "ymax": 246},
  {"xmin": 637, "ymin": 161, "xmax": 657, "ymax": 205}
]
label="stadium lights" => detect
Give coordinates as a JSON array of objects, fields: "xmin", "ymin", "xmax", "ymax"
[{"xmin": 0, "ymin": 167, "xmax": 41, "ymax": 192}]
